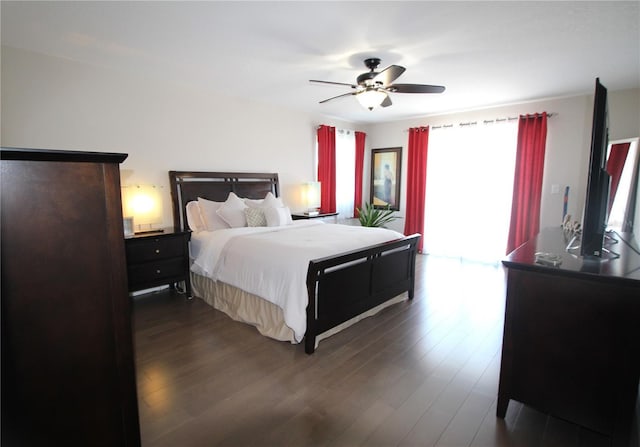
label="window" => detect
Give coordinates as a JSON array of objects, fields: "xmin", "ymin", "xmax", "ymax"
[
  {"xmin": 335, "ymin": 129, "xmax": 355, "ymax": 218},
  {"xmin": 424, "ymin": 121, "xmax": 518, "ymax": 263}
]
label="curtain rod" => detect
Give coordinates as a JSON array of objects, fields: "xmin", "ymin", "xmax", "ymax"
[
  {"xmin": 318, "ymin": 112, "xmax": 556, "ymax": 132},
  {"xmin": 431, "ymin": 112, "xmax": 556, "ymax": 130}
]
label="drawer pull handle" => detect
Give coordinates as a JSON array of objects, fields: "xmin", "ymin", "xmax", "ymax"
[
  {"xmin": 156, "ymin": 269, "xmax": 161, "ymax": 274},
  {"xmin": 155, "ymin": 249, "xmax": 160, "ymax": 254}
]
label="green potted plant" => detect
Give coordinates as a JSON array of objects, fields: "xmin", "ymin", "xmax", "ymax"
[{"xmin": 356, "ymin": 203, "xmax": 400, "ymax": 227}]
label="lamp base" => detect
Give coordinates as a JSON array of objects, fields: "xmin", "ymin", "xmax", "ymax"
[{"xmin": 305, "ymin": 211, "xmax": 320, "ymax": 216}]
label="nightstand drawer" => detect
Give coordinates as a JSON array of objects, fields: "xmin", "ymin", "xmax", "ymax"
[
  {"xmin": 127, "ymin": 257, "xmax": 185, "ymax": 287},
  {"xmin": 125, "ymin": 235, "xmax": 185, "ymax": 263}
]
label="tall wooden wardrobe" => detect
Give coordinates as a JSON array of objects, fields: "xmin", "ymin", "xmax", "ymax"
[{"xmin": 1, "ymin": 148, "xmax": 140, "ymax": 446}]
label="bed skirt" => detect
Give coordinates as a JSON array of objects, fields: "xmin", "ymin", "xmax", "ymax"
[{"xmin": 191, "ymin": 272, "xmax": 409, "ymax": 347}]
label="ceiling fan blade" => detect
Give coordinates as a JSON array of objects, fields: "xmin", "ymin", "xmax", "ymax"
[
  {"xmin": 372, "ymin": 65, "xmax": 406, "ymax": 86},
  {"xmin": 387, "ymin": 83, "xmax": 446, "ymax": 94},
  {"xmin": 310, "ymin": 80, "xmax": 357, "ymax": 88},
  {"xmin": 318, "ymin": 92, "xmax": 356, "ymax": 104},
  {"xmin": 380, "ymin": 95, "xmax": 392, "ymax": 108}
]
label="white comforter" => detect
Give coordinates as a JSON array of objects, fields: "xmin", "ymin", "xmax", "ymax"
[{"xmin": 191, "ymin": 221, "xmax": 404, "ymax": 342}]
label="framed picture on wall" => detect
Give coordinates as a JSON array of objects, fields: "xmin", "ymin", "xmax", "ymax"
[{"xmin": 370, "ymin": 147, "xmax": 402, "ymax": 211}]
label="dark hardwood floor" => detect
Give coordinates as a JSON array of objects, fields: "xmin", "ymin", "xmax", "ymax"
[{"xmin": 133, "ymin": 254, "xmax": 639, "ymax": 447}]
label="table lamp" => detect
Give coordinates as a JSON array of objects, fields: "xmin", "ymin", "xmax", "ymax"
[
  {"xmin": 304, "ymin": 181, "xmax": 321, "ymax": 216},
  {"xmin": 121, "ymin": 184, "xmax": 163, "ymax": 234}
]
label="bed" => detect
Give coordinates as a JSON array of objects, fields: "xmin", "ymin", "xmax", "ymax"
[{"xmin": 169, "ymin": 171, "xmax": 419, "ymax": 354}]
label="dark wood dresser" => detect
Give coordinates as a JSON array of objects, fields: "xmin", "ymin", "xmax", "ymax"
[
  {"xmin": 1, "ymin": 147, "xmax": 140, "ymax": 446},
  {"xmin": 498, "ymin": 227, "xmax": 640, "ymax": 436},
  {"xmin": 125, "ymin": 227, "xmax": 191, "ymax": 297}
]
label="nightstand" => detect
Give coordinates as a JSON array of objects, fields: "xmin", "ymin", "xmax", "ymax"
[
  {"xmin": 291, "ymin": 212, "xmax": 339, "ymax": 223},
  {"xmin": 124, "ymin": 227, "xmax": 191, "ymax": 298}
]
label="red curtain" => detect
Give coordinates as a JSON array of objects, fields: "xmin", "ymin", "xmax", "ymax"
[
  {"xmin": 404, "ymin": 126, "xmax": 429, "ymax": 253},
  {"xmin": 506, "ymin": 113, "xmax": 548, "ymax": 253},
  {"xmin": 353, "ymin": 131, "xmax": 366, "ymax": 218},
  {"xmin": 606, "ymin": 142, "xmax": 631, "ymax": 213},
  {"xmin": 317, "ymin": 125, "xmax": 336, "ymax": 213}
]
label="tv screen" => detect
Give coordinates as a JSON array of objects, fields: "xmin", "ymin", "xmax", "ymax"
[{"xmin": 581, "ymin": 78, "xmax": 610, "ymax": 257}]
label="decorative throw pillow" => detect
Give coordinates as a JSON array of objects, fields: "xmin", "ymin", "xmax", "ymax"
[
  {"xmin": 264, "ymin": 206, "xmax": 293, "ymax": 227},
  {"xmin": 216, "ymin": 192, "xmax": 248, "ymax": 228},
  {"xmin": 245, "ymin": 207, "xmax": 267, "ymax": 227},
  {"xmin": 197, "ymin": 197, "xmax": 230, "ymax": 231},
  {"xmin": 186, "ymin": 201, "xmax": 206, "ymax": 232}
]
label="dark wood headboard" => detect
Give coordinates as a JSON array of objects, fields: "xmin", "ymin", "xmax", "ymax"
[{"xmin": 168, "ymin": 171, "xmax": 280, "ymax": 231}]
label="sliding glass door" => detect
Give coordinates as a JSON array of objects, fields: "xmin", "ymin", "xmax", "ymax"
[{"xmin": 423, "ymin": 122, "xmax": 518, "ymax": 263}]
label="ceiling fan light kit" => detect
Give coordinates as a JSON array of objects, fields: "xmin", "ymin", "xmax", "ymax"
[
  {"xmin": 310, "ymin": 57, "xmax": 445, "ymax": 111},
  {"xmin": 356, "ymin": 89, "xmax": 388, "ymax": 111}
]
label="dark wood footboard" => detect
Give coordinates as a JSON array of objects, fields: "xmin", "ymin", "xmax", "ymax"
[{"xmin": 305, "ymin": 233, "xmax": 420, "ymax": 354}]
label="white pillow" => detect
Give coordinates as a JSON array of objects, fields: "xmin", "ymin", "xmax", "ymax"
[
  {"xmin": 197, "ymin": 197, "xmax": 230, "ymax": 231},
  {"xmin": 264, "ymin": 206, "xmax": 293, "ymax": 227},
  {"xmin": 262, "ymin": 191, "xmax": 285, "ymax": 208},
  {"xmin": 245, "ymin": 191, "xmax": 285, "ymax": 209},
  {"xmin": 245, "ymin": 207, "xmax": 267, "ymax": 227},
  {"xmin": 216, "ymin": 192, "xmax": 248, "ymax": 228},
  {"xmin": 244, "ymin": 197, "xmax": 264, "ymax": 207},
  {"xmin": 186, "ymin": 201, "xmax": 206, "ymax": 232}
]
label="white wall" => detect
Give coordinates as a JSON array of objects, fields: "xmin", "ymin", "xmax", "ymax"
[
  {"xmin": 1, "ymin": 45, "xmax": 352, "ymax": 227},
  {"xmin": 366, "ymin": 89, "xmax": 639, "ymax": 234},
  {"xmin": 608, "ymin": 88, "xmax": 640, "ymax": 141}
]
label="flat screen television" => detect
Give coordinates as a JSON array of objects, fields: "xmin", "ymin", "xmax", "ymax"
[{"xmin": 581, "ymin": 78, "xmax": 611, "ymax": 257}]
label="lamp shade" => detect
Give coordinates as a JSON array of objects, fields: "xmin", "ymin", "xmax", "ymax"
[
  {"xmin": 356, "ymin": 89, "xmax": 387, "ymax": 111},
  {"xmin": 121, "ymin": 184, "xmax": 163, "ymax": 232},
  {"xmin": 304, "ymin": 181, "xmax": 321, "ymax": 212}
]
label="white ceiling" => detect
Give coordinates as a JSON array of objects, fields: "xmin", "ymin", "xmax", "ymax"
[{"xmin": 2, "ymin": 1, "xmax": 639, "ymax": 124}]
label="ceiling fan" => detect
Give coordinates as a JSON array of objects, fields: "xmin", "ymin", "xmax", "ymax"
[{"xmin": 310, "ymin": 57, "xmax": 445, "ymax": 110}]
